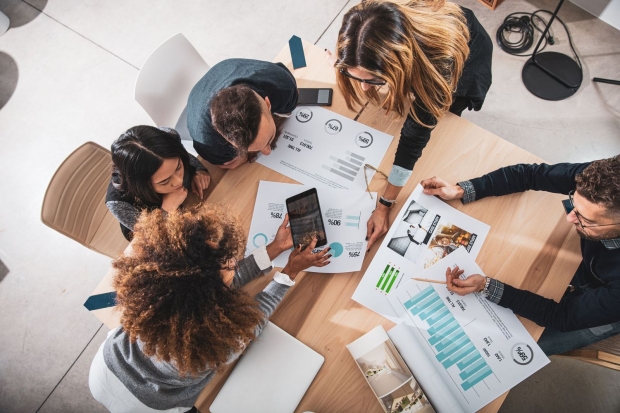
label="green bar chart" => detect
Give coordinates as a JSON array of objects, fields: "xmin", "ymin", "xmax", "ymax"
[
  {"xmin": 403, "ymin": 285, "xmax": 493, "ymax": 391},
  {"xmin": 375, "ymin": 263, "xmax": 400, "ymax": 294}
]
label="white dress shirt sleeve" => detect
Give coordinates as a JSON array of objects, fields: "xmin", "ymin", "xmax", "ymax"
[{"xmin": 251, "ymin": 246, "xmax": 296, "ymax": 286}]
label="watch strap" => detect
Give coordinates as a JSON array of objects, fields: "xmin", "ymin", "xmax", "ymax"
[{"xmin": 379, "ymin": 196, "xmax": 396, "ymax": 208}]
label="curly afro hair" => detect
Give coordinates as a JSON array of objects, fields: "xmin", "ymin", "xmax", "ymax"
[{"xmin": 112, "ymin": 203, "xmax": 264, "ymax": 376}]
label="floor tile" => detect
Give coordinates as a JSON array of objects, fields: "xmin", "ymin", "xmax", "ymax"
[
  {"xmin": 0, "ymin": 2, "xmax": 149, "ymax": 412},
  {"xmin": 23, "ymin": 0, "xmax": 349, "ymax": 68},
  {"xmin": 37, "ymin": 326, "xmax": 109, "ymax": 413},
  {"xmin": 455, "ymin": 0, "xmax": 620, "ymax": 164}
]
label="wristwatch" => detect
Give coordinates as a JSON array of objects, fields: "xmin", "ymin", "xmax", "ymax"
[
  {"xmin": 480, "ymin": 276, "xmax": 491, "ymax": 296},
  {"xmin": 378, "ymin": 196, "xmax": 397, "ymax": 208}
]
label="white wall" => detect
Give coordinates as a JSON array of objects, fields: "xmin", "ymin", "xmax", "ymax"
[{"xmin": 570, "ymin": 0, "xmax": 620, "ymax": 30}]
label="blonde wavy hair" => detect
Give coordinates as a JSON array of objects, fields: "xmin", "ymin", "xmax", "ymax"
[{"xmin": 335, "ymin": 0, "xmax": 470, "ymax": 126}]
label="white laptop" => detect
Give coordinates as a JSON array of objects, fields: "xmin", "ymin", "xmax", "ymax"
[{"xmin": 210, "ymin": 321, "xmax": 324, "ymax": 413}]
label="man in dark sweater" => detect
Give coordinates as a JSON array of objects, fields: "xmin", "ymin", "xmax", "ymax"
[
  {"xmin": 421, "ymin": 156, "xmax": 620, "ymax": 355},
  {"xmin": 187, "ymin": 58, "xmax": 298, "ymax": 169}
]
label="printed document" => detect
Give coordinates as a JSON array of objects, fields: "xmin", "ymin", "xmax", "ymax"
[
  {"xmin": 257, "ymin": 106, "xmax": 393, "ymax": 191},
  {"xmin": 385, "ymin": 249, "xmax": 549, "ymax": 412},
  {"xmin": 352, "ymin": 185, "xmax": 490, "ymax": 321},
  {"xmin": 246, "ymin": 181, "xmax": 375, "ymax": 273}
]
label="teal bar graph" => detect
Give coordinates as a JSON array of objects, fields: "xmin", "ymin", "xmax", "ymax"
[
  {"xmin": 410, "ymin": 294, "xmax": 440, "ymax": 315},
  {"xmin": 457, "ymin": 352, "xmax": 482, "ymax": 370},
  {"xmin": 405, "ymin": 285, "xmax": 494, "ymax": 392},
  {"xmin": 404, "ymin": 286, "xmax": 434, "ymax": 309},
  {"xmin": 419, "ymin": 299, "xmax": 445, "ymax": 319},
  {"xmin": 435, "ymin": 331, "xmax": 467, "ymax": 352},
  {"xmin": 428, "ymin": 317, "xmax": 457, "ymax": 336},
  {"xmin": 442, "ymin": 344, "xmax": 477, "ymax": 369},
  {"xmin": 428, "ymin": 323, "xmax": 459, "ymax": 345},
  {"xmin": 462, "ymin": 365, "xmax": 493, "ymax": 390},
  {"xmin": 459, "ymin": 358, "xmax": 487, "ymax": 380},
  {"xmin": 426, "ymin": 307, "xmax": 450, "ymax": 325}
]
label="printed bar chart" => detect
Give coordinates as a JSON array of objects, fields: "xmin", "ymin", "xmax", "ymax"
[
  {"xmin": 403, "ymin": 285, "xmax": 493, "ymax": 391},
  {"xmin": 345, "ymin": 214, "xmax": 361, "ymax": 228},
  {"xmin": 375, "ymin": 263, "xmax": 400, "ymax": 294}
]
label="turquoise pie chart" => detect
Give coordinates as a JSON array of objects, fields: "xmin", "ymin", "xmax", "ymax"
[
  {"xmin": 329, "ymin": 242, "xmax": 343, "ymax": 258},
  {"xmin": 253, "ymin": 233, "xmax": 268, "ymax": 248}
]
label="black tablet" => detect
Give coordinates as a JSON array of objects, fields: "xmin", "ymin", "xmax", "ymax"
[{"xmin": 285, "ymin": 188, "xmax": 328, "ymax": 248}]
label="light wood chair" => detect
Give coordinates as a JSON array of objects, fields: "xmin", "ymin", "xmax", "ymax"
[
  {"xmin": 134, "ymin": 32, "xmax": 210, "ymax": 156},
  {"xmin": 41, "ymin": 142, "xmax": 129, "ymax": 259}
]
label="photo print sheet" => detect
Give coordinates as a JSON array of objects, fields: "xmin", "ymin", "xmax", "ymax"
[
  {"xmin": 352, "ymin": 185, "xmax": 490, "ymax": 321},
  {"xmin": 347, "ymin": 326, "xmax": 436, "ymax": 413},
  {"xmin": 257, "ymin": 106, "xmax": 393, "ymax": 191},
  {"xmin": 246, "ymin": 181, "xmax": 375, "ymax": 273},
  {"xmin": 387, "ymin": 249, "xmax": 549, "ymax": 413}
]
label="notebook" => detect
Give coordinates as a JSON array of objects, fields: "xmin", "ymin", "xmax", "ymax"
[{"xmin": 210, "ymin": 321, "xmax": 324, "ymax": 413}]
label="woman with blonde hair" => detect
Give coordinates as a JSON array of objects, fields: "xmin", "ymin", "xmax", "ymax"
[
  {"xmin": 328, "ymin": 0, "xmax": 492, "ymax": 248},
  {"xmin": 89, "ymin": 204, "xmax": 330, "ymax": 412}
]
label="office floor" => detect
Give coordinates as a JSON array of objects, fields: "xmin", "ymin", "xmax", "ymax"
[{"xmin": 0, "ymin": 0, "xmax": 618, "ymax": 412}]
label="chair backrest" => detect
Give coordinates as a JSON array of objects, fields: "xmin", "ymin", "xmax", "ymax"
[
  {"xmin": 134, "ymin": 33, "xmax": 210, "ymax": 129},
  {"xmin": 41, "ymin": 142, "xmax": 129, "ymax": 259}
]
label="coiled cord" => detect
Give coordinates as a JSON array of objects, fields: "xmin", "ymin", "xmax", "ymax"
[
  {"xmin": 496, "ymin": 9, "xmax": 581, "ymax": 71},
  {"xmin": 496, "ymin": 11, "xmax": 552, "ymax": 56}
]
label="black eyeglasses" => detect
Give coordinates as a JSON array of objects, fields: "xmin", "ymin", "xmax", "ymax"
[
  {"xmin": 564, "ymin": 190, "xmax": 620, "ymax": 229},
  {"xmin": 339, "ymin": 68, "xmax": 387, "ymax": 86}
]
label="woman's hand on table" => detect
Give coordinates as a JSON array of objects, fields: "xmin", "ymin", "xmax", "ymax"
[
  {"xmin": 266, "ymin": 214, "xmax": 293, "ymax": 260},
  {"xmin": 282, "ymin": 237, "xmax": 331, "ymax": 279},
  {"xmin": 445, "ymin": 266, "xmax": 485, "ymax": 296},
  {"xmin": 366, "ymin": 206, "xmax": 390, "ymax": 251},
  {"xmin": 420, "ymin": 176, "xmax": 464, "ymax": 201},
  {"xmin": 162, "ymin": 186, "xmax": 188, "ymax": 212},
  {"xmin": 191, "ymin": 170, "xmax": 211, "ymax": 200}
]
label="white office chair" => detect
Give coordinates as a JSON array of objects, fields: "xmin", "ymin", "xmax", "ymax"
[
  {"xmin": 0, "ymin": 10, "xmax": 10, "ymax": 36},
  {"xmin": 134, "ymin": 33, "xmax": 210, "ymax": 156}
]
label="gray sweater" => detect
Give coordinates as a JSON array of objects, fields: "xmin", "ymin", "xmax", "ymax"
[{"xmin": 103, "ymin": 254, "xmax": 290, "ymax": 410}]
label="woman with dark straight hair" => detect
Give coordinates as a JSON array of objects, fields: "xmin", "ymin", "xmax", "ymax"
[
  {"xmin": 106, "ymin": 126, "xmax": 211, "ymax": 240},
  {"xmin": 327, "ymin": 0, "xmax": 492, "ymax": 248}
]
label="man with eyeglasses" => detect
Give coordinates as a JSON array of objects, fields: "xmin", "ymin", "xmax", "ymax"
[
  {"xmin": 420, "ymin": 156, "xmax": 620, "ymax": 355},
  {"xmin": 187, "ymin": 59, "xmax": 298, "ymax": 169}
]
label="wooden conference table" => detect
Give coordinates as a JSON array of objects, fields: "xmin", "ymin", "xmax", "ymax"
[{"xmin": 90, "ymin": 40, "xmax": 582, "ymax": 413}]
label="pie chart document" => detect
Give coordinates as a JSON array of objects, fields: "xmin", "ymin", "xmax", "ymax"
[
  {"xmin": 246, "ymin": 181, "xmax": 375, "ymax": 273},
  {"xmin": 257, "ymin": 106, "xmax": 394, "ymax": 191}
]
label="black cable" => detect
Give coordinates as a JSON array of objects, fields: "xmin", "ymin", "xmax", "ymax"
[
  {"xmin": 496, "ymin": 9, "xmax": 582, "ymax": 71},
  {"xmin": 496, "ymin": 11, "xmax": 552, "ymax": 56}
]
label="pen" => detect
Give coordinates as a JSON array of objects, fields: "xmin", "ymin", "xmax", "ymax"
[{"xmin": 413, "ymin": 278, "xmax": 447, "ymax": 285}]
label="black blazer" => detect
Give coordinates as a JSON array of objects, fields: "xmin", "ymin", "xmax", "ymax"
[{"xmin": 470, "ymin": 162, "xmax": 620, "ymax": 332}]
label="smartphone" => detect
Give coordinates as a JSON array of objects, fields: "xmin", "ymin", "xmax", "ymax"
[
  {"xmin": 286, "ymin": 188, "xmax": 328, "ymax": 249},
  {"xmin": 297, "ymin": 88, "xmax": 333, "ymax": 106},
  {"xmin": 562, "ymin": 199, "xmax": 573, "ymax": 215}
]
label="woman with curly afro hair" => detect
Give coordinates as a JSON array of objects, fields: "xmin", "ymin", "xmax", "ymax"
[{"xmin": 89, "ymin": 203, "xmax": 330, "ymax": 412}]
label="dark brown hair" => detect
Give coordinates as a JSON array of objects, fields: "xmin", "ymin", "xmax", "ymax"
[
  {"xmin": 113, "ymin": 204, "xmax": 265, "ymax": 376},
  {"xmin": 576, "ymin": 155, "xmax": 620, "ymax": 214},
  {"xmin": 111, "ymin": 126, "xmax": 191, "ymax": 205},
  {"xmin": 335, "ymin": 0, "xmax": 469, "ymax": 127},
  {"xmin": 210, "ymin": 85, "xmax": 263, "ymax": 158}
]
